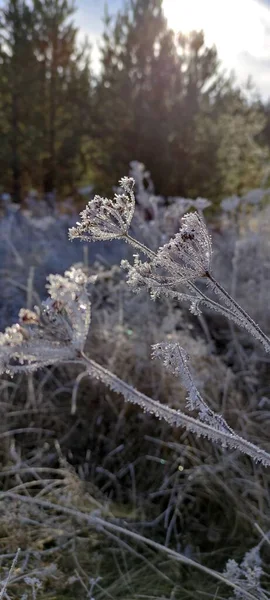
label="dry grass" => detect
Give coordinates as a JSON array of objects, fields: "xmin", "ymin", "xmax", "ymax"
[{"xmin": 1, "ymin": 206, "xmax": 270, "ymax": 598}]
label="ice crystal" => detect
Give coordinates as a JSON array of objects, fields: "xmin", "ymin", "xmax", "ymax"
[
  {"xmin": 69, "ymin": 177, "xmax": 135, "ymax": 242},
  {"xmin": 223, "ymin": 545, "xmax": 264, "ymax": 599}
]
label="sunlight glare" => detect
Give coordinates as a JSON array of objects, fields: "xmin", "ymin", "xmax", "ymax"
[{"xmin": 162, "ymin": 0, "xmax": 268, "ymax": 63}]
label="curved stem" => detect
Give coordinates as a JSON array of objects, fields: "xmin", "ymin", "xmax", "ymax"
[
  {"xmin": 123, "ymin": 233, "xmax": 270, "ymax": 352},
  {"xmin": 80, "ymin": 352, "xmax": 270, "ymax": 467}
]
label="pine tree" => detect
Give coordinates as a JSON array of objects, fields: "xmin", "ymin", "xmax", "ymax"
[
  {"xmin": 0, "ymin": 0, "xmax": 38, "ymax": 201},
  {"xmin": 32, "ymin": 0, "xmax": 92, "ymax": 195},
  {"xmin": 0, "ymin": 0, "xmax": 92, "ymax": 201},
  {"xmin": 92, "ymin": 0, "xmax": 183, "ymax": 194},
  {"xmin": 92, "ymin": 1, "xmax": 268, "ymax": 201}
]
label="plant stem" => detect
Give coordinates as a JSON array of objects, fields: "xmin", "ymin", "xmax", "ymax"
[
  {"xmin": 124, "ymin": 233, "xmax": 156, "ymax": 259},
  {"xmin": 0, "ymin": 491, "xmax": 263, "ymax": 600},
  {"xmin": 123, "ymin": 233, "xmax": 270, "ymax": 352},
  {"xmin": 80, "ymin": 353, "xmax": 270, "ymax": 466},
  {"xmin": 207, "ymin": 273, "xmax": 270, "ymax": 353}
]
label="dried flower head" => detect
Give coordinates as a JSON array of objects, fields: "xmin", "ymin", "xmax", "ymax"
[
  {"xmin": 121, "ymin": 256, "xmax": 193, "ymax": 303},
  {"xmin": 156, "ymin": 211, "xmax": 212, "ymax": 281},
  {"xmin": 0, "ymin": 266, "xmax": 90, "ymax": 375},
  {"xmin": 121, "ymin": 255, "xmax": 165, "ymax": 294},
  {"xmin": 69, "ymin": 177, "xmax": 135, "ymax": 242}
]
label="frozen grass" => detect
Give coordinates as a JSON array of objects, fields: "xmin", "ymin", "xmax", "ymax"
[{"xmin": 0, "ymin": 169, "xmax": 270, "ymax": 598}]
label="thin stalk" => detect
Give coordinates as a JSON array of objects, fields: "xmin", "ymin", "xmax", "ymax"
[
  {"xmin": 124, "ymin": 233, "xmax": 156, "ymax": 259},
  {"xmin": 0, "ymin": 491, "xmax": 263, "ymax": 600},
  {"xmin": 80, "ymin": 352, "xmax": 270, "ymax": 466},
  {"xmin": 123, "ymin": 234, "xmax": 270, "ymax": 352},
  {"xmin": 207, "ymin": 273, "xmax": 270, "ymax": 353},
  {"xmin": 0, "ymin": 547, "xmax": 21, "ymax": 600}
]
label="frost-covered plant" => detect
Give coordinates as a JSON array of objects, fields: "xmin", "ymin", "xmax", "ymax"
[
  {"xmin": 1, "ymin": 175, "xmax": 270, "ymax": 470},
  {"xmin": 155, "ymin": 211, "xmax": 212, "ymax": 281},
  {"xmin": 152, "ymin": 342, "xmax": 235, "ymax": 434},
  {"xmin": 223, "ymin": 545, "xmax": 266, "ymax": 600},
  {"xmin": 70, "ymin": 181, "xmax": 270, "ymax": 353},
  {"xmin": 0, "ymin": 263, "xmax": 270, "ymax": 464},
  {"xmin": 2, "ymin": 183, "xmax": 270, "ymax": 466},
  {"xmin": 0, "ymin": 266, "xmax": 90, "ymax": 375},
  {"xmin": 69, "ymin": 177, "xmax": 136, "ymax": 242},
  {"xmin": 2, "ymin": 176, "xmax": 270, "ymax": 599}
]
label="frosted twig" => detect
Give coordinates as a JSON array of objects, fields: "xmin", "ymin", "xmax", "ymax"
[
  {"xmin": 80, "ymin": 353, "xmax": 270, "ymax": 466},
  {"xmin": 0, "ymin": 548, "xmax": 21, "ymax": 600}
]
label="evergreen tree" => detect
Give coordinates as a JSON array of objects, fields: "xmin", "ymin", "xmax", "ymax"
[
  {"xmin": 32, "ymin": 0, "xmax": 90, "ymax": 194},
  {"xmin": 92, "ymin": 0, "xmax": 183, "ymax": 193},
  {"xmin": 0, "ymin": 0, "xmax": 38, "ymax": 201},
  {"xmin": 0, "ymin": 0, "xmax": 92, "ymax": 201},
  {"xmin": 92, "ymin": 0, "xmax": 268, "ymax": 201}
]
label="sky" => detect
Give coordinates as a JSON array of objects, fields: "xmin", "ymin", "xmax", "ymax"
[{"xmin": 75, "ymin": 0, "xmax": 270, "ymax": 100}]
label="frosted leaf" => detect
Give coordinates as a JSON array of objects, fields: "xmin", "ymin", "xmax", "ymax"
[
  {"xmin": 69, "ymin": 177, "xmax": 135, "ymax": 242},
  {"xmin": 156, "ymin": 212, "xmax": 212, "ymax": 282},
  {"xmin": 118, "ymin": 176, "xmax": 135, "ymax": 193},
  {"xmin": 121, "ymin": 256, "xmax": 155, "ymax": 293},
  {"xmin": 19, "ymin": 308, "xmax": 40, "ymax": 325},
  {"xmin": 0, "ymin": 324, "xmax": 25, "ymax": 375},
  {"xmin": 0, "ymin": 324, "xmax": 24, "ymax": 346},
  {"xmin": 46, "ymin": 266, "xmax": 91, "ymax": 350}
]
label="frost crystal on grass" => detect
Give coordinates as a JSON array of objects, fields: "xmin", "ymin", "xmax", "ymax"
[
  {"xmin": 156, "ymin": 211, "xmax": 212, "ymax": 281},
  {"xmin": 69, "ymin": 176, "xmax": 135, "ymax": 242},
  {"xmin": 224, "ymin": 545, "xmax": 263, "ymax": 599},
  {"xmin": 0, "ymin": 266, "xmax": 90, "ymax": 375}
]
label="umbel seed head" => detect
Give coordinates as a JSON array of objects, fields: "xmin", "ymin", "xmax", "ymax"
[
  {"xmin": 69, "ymin": 177, "xmax": 135, "ymax": 243},
  {"xmin": 0, "ymin": 266, "xmax": 91, "ymax": 375},
  {"xmin": 156, "ymin": 211, "xmax": 212, "ymax": 281}
]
